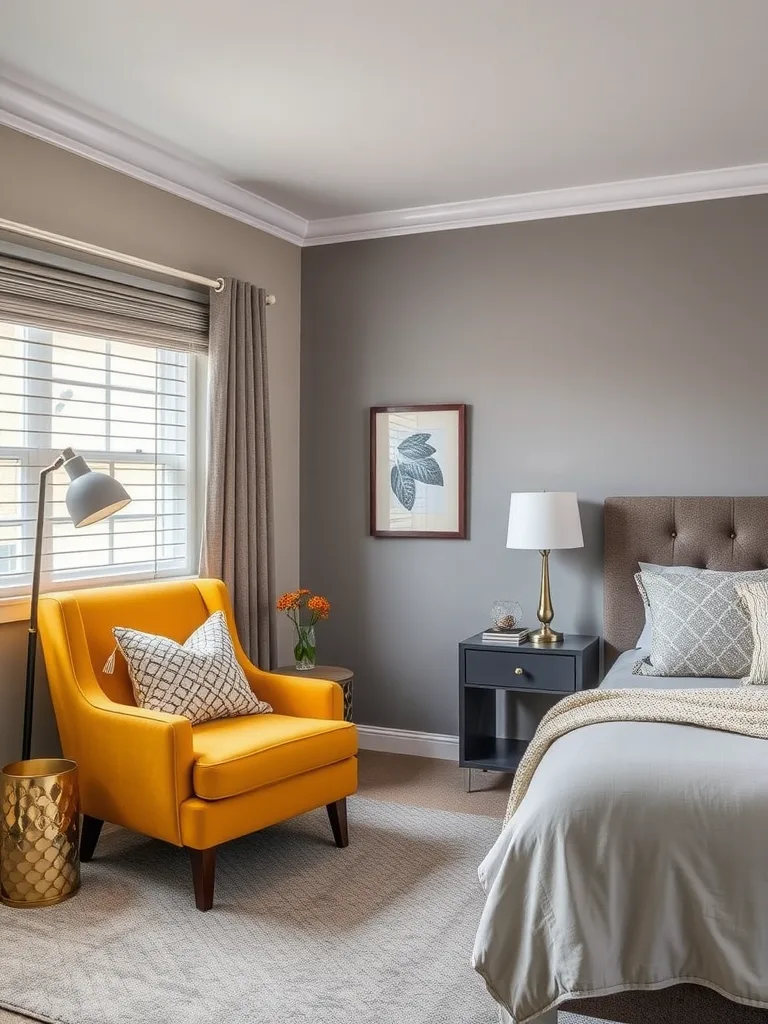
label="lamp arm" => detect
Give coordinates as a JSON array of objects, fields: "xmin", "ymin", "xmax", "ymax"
[
  {"xmin": 22, "ymin": 455, "xmax": 65, "ymax": 760},
  {"xmin": 28, "ymin": 456, "xmax": 65, "ymax": 632}
]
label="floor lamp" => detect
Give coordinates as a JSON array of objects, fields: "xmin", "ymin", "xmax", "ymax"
[{"xmin": 22, "ymin": 446, "xmax": 131, "ymax": 760}]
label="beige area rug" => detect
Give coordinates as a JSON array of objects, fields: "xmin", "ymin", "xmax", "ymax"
[
  {"xmin": 0, "ymin": 797, "xmax": 504, "ymax": 1024},
  {"xmin": 0, "ymin": 791, "xmax": 612, "ymax": 1024}
]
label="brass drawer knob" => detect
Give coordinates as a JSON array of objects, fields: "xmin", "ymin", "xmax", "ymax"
[{"xmin": 514, "ymin": 667, "xmax": 524, "ymax": 675}]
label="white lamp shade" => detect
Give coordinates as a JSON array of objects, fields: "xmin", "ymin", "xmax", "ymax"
[{"xmin": 506, "ymin": 491, "xmax": 584, "ymax": 550}]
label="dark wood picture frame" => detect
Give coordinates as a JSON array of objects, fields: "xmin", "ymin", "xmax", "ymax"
[{"xmin": 369, "ymin": 404, "xmax": 467, "ymax": 539}]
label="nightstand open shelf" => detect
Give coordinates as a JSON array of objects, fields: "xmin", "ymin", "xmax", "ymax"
[
  {"xmin": 459, "ymin": 632, "xmax": 600, "ymax": 791},
  {"xmin": 462, "ymin": 736, "xmax": 530, "ymax": 772}
]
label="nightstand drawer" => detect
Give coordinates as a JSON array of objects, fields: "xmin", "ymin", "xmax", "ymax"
[{"xmin": 464, "ymin": 649, "xmax": 576, "ymax": 692}]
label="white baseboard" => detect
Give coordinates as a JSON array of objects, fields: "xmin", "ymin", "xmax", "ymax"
[{"xmin": 356, "ymin": 724, "xmax": 459, "ymax": 761}]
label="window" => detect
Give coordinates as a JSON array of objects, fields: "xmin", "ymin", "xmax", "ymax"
[{"xmin": 0, "ymin": 320, "xmax": 202, "ymax": 597}]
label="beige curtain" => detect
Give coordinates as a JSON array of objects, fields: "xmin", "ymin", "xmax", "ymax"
[{"xmin": 201, "ymin": 279, "xmax": 276, "ymax": 667}]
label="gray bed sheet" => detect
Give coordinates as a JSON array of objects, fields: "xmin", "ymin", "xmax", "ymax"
[
  {"xmin": 472, "ymin": 650, "xmax": 768, "ymax": 1024},
  {"xmin": 606, "ymin": 647, "xmax": 741, "ymax": 690}
]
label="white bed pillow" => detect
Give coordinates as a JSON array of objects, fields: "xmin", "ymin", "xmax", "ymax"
[
  {"xmin": 112, "ymin": 610, "xmax": 272, "ymax": 725},
  {"xmin": 734, "ymin": 581, "xmax": 768, "ymax": 685},
  {"xmin": 635, "ymin": 563, "xmax": 705, "ymax": 648}
]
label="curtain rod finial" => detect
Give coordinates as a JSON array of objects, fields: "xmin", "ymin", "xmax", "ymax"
[{"xmin": 209, "ymin": 277, "xmax": 274, "ymax": 303}]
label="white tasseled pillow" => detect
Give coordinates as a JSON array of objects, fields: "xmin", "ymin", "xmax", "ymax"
[{"xmin": 109, "ymin": 610, "xmax": 272, "ymax": 723}]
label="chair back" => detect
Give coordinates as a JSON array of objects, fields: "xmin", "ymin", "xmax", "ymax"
[{"xmin": 39, "ymin": 579, "xmax": 227, "ymax": 708}]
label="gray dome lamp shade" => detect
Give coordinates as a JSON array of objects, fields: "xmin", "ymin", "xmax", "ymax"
[{"xmin": 61, "ymin": 447, "xmax": 131, "ymax": 527}]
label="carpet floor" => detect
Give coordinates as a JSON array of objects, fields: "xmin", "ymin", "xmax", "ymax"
[
  {"xmin": 0, "ymin": 796, "xmax": 502, "ymax": 1024},
  {"xmin": 0, "ymin": 752, "xmax": 604, "ymax": 1024}
]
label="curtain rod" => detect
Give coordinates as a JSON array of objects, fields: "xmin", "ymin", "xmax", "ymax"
[{"xmin": 0, "ymin": 217, "xmax": 277, "ymax": 305}]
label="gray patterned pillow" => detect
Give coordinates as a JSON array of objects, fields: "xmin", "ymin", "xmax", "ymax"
[
  {"xmin": 113, "ymin": 611, "xmax": 272, "ymax": 724},
  {"xmin": 635, "ymin": 562, "xmax": 708, "ymax": 647},
  {"xmin": 633, "ymin": 569, "xmax": 768, "ymax": 678}
]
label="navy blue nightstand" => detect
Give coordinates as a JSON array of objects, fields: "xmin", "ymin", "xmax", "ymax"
[{"xmin": 459, "ymin": 633, "xmax": 600, "ymax": 791}]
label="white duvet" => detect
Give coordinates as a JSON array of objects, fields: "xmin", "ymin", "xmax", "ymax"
[{"xmin": 471, "ymin": 650, "xmax": 768, "ymax": 1023}]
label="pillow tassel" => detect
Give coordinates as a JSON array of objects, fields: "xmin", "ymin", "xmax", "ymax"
[{"xmin": 103, "ymin": 646, "xmax": 118, "ymax": 674}]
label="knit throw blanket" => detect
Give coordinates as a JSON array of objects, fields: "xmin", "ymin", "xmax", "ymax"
[{"xmin": 503, "ymin": 686, "xmax": 768, "ymax": 826}]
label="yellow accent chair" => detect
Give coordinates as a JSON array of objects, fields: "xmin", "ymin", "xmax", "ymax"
[{"xmin": 37, "ymin": 578, "xmax": 358, "ymax": 910}]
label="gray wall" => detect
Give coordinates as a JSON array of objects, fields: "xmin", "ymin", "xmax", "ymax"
[
  {"xmin": 0, "ymin": 126, "xmax": 302, "ymax": 767},
  {"xmin": 301, "ymin": 196, "xmax": 768, "ymax": 736}
]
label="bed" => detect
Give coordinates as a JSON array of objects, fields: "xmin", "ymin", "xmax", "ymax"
[{"xmin": 473, "ymin": 496, "xmax": 768, "ymax": 1024}]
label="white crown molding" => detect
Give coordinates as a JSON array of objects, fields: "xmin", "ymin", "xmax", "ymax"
[
  {"xmin": 0, "ymin": 69, "xmax": 308, "ymax": 246},
  {"xmin": 3, "ymin": 66, "xmax": 768, "ymax": 249},
  {"xmin": 303, "ymin": 163, "xmax": 768, "ymax": 244},
  {"xmin": 356, "ymin": 724, "xmax": 459, "ymax": 761}
]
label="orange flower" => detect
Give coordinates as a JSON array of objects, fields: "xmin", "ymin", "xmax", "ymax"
[
  {"xmin": 277, "ymin": 589, "xmax": 331, "ymax": 624},
  {"xmin": 307, "ymin": 595, "xmax": 331, "ymax": 620},
  {"xmin": 276, "ymin": 591, "xmax": 301, "ymax": 611}
]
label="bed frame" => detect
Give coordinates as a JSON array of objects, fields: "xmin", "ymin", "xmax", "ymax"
[{"xmin": 560, "ymin": 496, "xmax": 768, "ymax": 1024}]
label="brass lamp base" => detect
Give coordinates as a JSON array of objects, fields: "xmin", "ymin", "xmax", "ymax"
[
  {"xmin": 532, "ymin": 549, "xmax": 565, "ymax": 645},
  {"xmin": 530, "ymin": 624, "xmax": 564, "ymax": 645}
]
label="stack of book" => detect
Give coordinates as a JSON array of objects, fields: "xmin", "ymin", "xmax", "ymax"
[{"xmin": 481, "ymin": 627, "xmax": 529, "ymax": 645}]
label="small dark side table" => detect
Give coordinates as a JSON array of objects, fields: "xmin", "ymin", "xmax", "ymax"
[
  {"xmin": 272, "ymin": 665, "xmax": 355, "ymax": 722},
  {"xmin": 459, "ymin": 633, "xmax": 600, "ymax": 792}
]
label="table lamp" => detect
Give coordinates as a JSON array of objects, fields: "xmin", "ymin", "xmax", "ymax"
[
  {"xmin": 506, "ymin": 491, "xmax": 583, "ymax": 644},
  {"xmin": 22, "ymin": 447, "xmax": 131, "ymax": 760}
]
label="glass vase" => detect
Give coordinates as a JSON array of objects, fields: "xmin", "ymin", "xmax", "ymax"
[
  {"xmin": 294, "ymin": 625, "xmax": 316, "ymax": 671},
  {"xmin": 490, "ymin": 600, "xmax": 523, "ymax": 632}
]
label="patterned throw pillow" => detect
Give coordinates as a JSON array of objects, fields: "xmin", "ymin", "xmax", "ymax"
[
  {"xmin": 633, "ymin": 569, "xmax": 768, "ymax": 678},
  {"xmin": 735, "ymin": 581, "xmax": 768, "ymax": 685},
  {"xmin": 635, "ymin": 562, "xmax": 708, "ymax": 648},
  {"xmin": 113, "ymin": 611, "xmax": 272, "ymax": 724}
]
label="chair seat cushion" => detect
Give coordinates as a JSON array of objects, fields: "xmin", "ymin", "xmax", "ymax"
[{"xmin": 191, "ymin": 714, "xmax": 358, "ymax": 800}]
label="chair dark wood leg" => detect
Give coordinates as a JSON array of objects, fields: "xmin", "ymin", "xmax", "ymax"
[
  {"xmin": 80, "ymin": 815, "xmax": 104, "ymax": 863},
  {"xmin": 188, "ymin": 847, "xmax": 216, "ymax": 911},
  {"xmin": 326, "ymin": 798, "xmax": 349, "ymax": 848}
]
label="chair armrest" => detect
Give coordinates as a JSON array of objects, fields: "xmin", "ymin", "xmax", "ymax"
[
  {"xmin": 38, "ymin": 592, "xmax": 194, "ymax": 845},
  {"xmin": 243, "ymin": 667, "xmax": 344, "ymax": 721},
  {"xmin": 67, "ymin": 687, "xmax": 194, "ymax": 846}
]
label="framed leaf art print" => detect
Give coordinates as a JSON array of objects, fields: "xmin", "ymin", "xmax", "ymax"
[{"xmin": 370, "ymin": 404, "xmax": 467, "ymax": 538}]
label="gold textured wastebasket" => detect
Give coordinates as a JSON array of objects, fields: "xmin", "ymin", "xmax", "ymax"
[{"xmin": 0, "ymin": 758, "xmax": 80, "ymax": 908}]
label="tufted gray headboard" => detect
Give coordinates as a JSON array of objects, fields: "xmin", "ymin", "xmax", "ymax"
[{"xmin": 604, "ymin": 496, "xmax": 768, "ymax": 666}]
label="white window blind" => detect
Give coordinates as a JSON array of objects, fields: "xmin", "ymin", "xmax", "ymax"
[{"xmin": 0, "ymin": 319, "xmax": 201, "ymax": 596}]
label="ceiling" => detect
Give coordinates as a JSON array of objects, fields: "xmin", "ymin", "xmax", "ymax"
[{"xmin": 2, "ymin": 0, "xmax": 768, "ymax": 242}]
